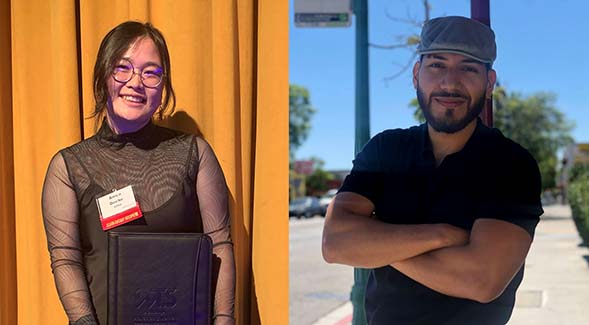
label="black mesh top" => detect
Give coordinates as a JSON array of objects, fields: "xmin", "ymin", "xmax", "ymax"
[{"xmin": 42, "ymin": 121, "xmax": 235, "ymax": 324}]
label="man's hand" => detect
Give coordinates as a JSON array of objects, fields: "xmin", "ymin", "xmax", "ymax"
[{"xmin": 322, "ymin": 192, "xmax": 472, "ymax": 268}]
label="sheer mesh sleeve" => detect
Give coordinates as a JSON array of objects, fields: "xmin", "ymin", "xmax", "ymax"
[
  {"xmin": 195, "ymin": 138, "xmax": 236, "ymax": 324},
  {"xmin": 41, "ymin": 153, "xmax": 98, "ymax": 324}
]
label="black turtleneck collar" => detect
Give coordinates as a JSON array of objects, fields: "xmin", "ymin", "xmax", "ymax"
[
  {"xmin": 97, "ymin": 119, "xmax": 156, "ymax": 142},
  {"xmin": 96, "ymin": 119, "xmax": 167, "ymax": 150}
]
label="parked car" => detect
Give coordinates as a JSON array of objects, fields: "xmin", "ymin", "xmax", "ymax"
[
  {"xmin": 289, "ymin": 196, "xmax": 323, "ymax": 219},
  {"xmin": 319, "ymin": 189, "xmax": 338, "ymax": 216}
]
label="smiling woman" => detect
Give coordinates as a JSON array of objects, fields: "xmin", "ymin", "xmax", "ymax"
[
  {"xmin": 41, "ymin": 21, "xmax": 235, "ymax": 325},
  {"xmin": 3, "ymin": 1, "xmax": 288, "ymax": 323},
  {"xmin": 91, "ymin": 22, "xmax": 175, "ymax": 134},
  {"xmin": 105, "ymin": 38, "xmax": 164, "ymax": 132}
]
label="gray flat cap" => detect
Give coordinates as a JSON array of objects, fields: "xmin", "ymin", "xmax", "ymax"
[{"xmin": 418, "ymin": 16, "xmax": 496, "ymax": 65}]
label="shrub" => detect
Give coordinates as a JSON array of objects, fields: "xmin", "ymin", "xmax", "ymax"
[{"xmin": 568, "ymin": 167, "xmax": 589, "ymax": 243}]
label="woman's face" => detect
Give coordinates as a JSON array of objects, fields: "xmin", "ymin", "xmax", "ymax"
[{"xmin": 106, "ymin": 37, "xmax": 163, "ymax": 130}]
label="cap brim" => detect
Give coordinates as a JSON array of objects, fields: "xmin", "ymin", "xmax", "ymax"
[{"xmin": 418, "ymin": 49, "xmax": 493, "ymax": 65}]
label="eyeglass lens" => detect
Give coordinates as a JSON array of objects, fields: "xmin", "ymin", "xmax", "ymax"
[{"xmin": 113, "ymin": 59, "xmax": 163, "ymax": 88}]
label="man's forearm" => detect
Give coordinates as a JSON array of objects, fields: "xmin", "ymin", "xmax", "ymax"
[
  {"xmin": 391, "ymin": 245, "xmax": 497, "ymax": 302},
  {"xmin": 323, "ymin": 216, "xmax": 454, "ymax": 268},
  {"xmin": 322, "ymin": 194, "xmax": 469, "ymax": 268},
  {"xmin": 391, "ymin": 219, "xmax": 530, "ymax": 303}
]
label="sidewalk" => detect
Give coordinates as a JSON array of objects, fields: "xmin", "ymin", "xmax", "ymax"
[
  {"xmin": 509, "ymin": 204, "xmax": 589, "ymax": 324},
  {"xmin": 315, "ymin": 204, "xmax": 589, "ymax": 325}
]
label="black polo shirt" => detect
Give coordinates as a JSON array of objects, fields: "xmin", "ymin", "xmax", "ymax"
[{"xmin": 339, "ymin": 119, "xmax": 543, "ymax": 325}]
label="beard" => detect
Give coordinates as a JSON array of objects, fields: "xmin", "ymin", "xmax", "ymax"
[{"xmin": 417, "ymin": 85, "xmax": 486, "ymax": 134}]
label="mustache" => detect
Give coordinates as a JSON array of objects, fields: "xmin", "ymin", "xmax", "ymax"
[{"xmin": 430, "ymin": 91, "xmax": 468, "ymax": 100}]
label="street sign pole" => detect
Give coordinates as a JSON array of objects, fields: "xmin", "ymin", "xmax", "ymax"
[
  {"xmin": 351, "ymin": 0, "xmax": 370, "ymax": 324},
  {"xmin": 354, "ymin": 0, "xmax": 370, "ymax": 155},
  {"xmin": 293, "ymin": 3, "xmax": 367, "ymax": 320}
]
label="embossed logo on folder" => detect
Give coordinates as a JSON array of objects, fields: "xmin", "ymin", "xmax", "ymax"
[{"xmin": 134, "ymin": 288, "xmax": 178, "ymax": 323}]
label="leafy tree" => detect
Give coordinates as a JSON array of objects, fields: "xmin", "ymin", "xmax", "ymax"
[
  {"xmin": 289, "ymin": 85, "xmax": 316, "ymax": 162},
  {"xmin": 306, "ymin": 157, "xmax": 334, "ymax": 196},
  {"xmin": 409, "ymin": 98, "xmax": 425, "ymax": 123},
  {"xmin": 494, "ymin": 89, "xmax": 574, "ymax": 189},
  {"xmin": 408, "ymin": 86, "xmax": 574, "ymax": 190}
]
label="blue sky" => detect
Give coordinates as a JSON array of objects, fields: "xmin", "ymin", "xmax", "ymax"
[{"xmin": 290, "ymin": 0, "xmax": 589, "ymax": 170}]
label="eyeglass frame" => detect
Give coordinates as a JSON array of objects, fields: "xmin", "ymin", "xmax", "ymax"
[{"xmin": 111, "ymin": 58, "xmax": 165, "ymax": 88}]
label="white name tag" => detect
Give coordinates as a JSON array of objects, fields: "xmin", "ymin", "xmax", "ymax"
[
  {"xmin": 97, "ymin": 185, "xmax": 137, "ymax": 218},
  {"xmin": 96, "ymin": 185, "xmax": 143, "ymax": 230}
]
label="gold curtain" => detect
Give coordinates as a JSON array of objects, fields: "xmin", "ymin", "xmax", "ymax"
[{"xmin": 0, "ymin": 0, "xmax": 288, "ymax": 324}]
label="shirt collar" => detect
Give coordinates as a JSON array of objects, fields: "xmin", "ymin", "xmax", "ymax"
[{"xmin": 419, "ymin": 117, "xmax": 489, "ymax": 159}]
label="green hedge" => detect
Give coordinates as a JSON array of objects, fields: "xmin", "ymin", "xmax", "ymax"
[{"xmin": 568, "ymin": 167, "xmax": 589, "ymax": 243}]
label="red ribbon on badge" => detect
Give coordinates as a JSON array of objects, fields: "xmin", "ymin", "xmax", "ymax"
[{"xmin": 100, "ymin": 203, "xmax": 143, "ymax": 231}]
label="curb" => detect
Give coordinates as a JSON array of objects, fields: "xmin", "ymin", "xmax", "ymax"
[{"xmin": 313, "ymin": 302, "xmax": 353, "ymax": 325}]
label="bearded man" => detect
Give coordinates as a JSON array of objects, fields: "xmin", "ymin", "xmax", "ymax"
[{"xmin": 322, "ymin": 16, "xmax": 543, "ymax": 325}]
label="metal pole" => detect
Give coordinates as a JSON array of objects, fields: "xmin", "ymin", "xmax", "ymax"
[
  {"xmin": 355, "ymin": 0, "xmax": 370, "ymax": 154},
  {"xmin": 470, "ymin": 0, "xmax": 490, "ymax": 26},
  {"xmin": 352, "ymin": 0, "xmax": 370, "ymax": 324},
  {"xmin": 471, "ymin": 0, "xmax": 493, "ymax": 127}
]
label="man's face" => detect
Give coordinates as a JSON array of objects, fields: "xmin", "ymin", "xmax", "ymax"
[{"xmin": 413, "ymin": 53, "xmax": 496, "ymax": 133}]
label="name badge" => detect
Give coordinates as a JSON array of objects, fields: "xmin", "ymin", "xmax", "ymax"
[{"xmin": 96, "ymin": 185, "xmax": 143, "ymax": 231}]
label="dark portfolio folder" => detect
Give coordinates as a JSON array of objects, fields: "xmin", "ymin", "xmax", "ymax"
[{"xmin": 108, "ymin": 232, "xmax": 213, "ymax": 325}]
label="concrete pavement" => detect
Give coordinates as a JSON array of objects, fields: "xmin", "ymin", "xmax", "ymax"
[
  {"xmin": 290, "ymin": 216, "xmax": 354, "ymax": 325},
  {"xmin": 315, "ymin": 204, "xmax": 589, "ymax": 325},
  {"xmin": 509, "ymin": 204, "xmax": 589, "ymax": 324}
]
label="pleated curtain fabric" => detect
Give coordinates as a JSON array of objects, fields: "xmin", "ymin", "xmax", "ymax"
[
  {"xmin": 0, "ymin": 1, "xmax": 288, "ymax": 324},
  {"xmin": 0, "ymin": 1, "xmax": 17, "ymax": 325}
]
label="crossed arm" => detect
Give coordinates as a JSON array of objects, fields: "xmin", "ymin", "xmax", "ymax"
[{"xmin": 322, "ymin": 191, "xmax": 533, "ymax": 303}]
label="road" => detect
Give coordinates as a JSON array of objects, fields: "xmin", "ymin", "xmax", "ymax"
[{"xmin": 289, "ymin": 216, "xmax": 354, "ymax": 325}]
